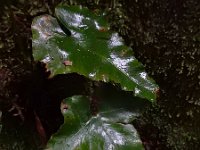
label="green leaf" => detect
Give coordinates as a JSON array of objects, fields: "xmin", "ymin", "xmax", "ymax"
[
  {"xmin": 47, "ymin": 93, "xmax": 147, "ymax": 150},
  {"xmin": 32, "ymin": 5, "xmax": 158, "ymax": 101}
]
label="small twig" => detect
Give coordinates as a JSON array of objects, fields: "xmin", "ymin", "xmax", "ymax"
[{"xmin": 8, "ymin": 95, "xmax": 24, "ymax": 121}]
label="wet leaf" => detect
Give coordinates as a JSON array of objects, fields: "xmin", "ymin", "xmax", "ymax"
[
  {"xmin": 47, "ymin": 93, "xmax": 147, "ymax": 150},
  {"xmin": 32, "ymin": 5, "xmax": 158, "ymax": 101}
]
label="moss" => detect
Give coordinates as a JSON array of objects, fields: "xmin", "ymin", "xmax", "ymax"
[
  {"xmin": 0, "ymin": 0, "xmax": 200, "ymax": 149},
  {"xmin": 77, "ymin": 0, "xmax": 200, "ymax": 149},
  {"xmin": 112, "ymin": 0, "xmax": 200, "ymax": 149}
]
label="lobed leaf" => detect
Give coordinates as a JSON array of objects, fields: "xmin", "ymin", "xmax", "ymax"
[
  {"xmin": 32, "ymin": 5, "xmax": 158, "ymax": 101},
  {"xmin": 46, "ymin": 94, "xmax": 147, "ymax": 150}
]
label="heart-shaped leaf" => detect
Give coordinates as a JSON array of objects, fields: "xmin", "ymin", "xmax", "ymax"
[
  {"xmin": 46, "ymin": 92, "xmax": 148, "ymax": 150},
  {"xmin": 32, "ymin": 5, "xmax": 158, "ymax": 101}
]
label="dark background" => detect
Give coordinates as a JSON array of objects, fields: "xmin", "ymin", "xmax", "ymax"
[{"xmin": 0, "ymin": 0, "xmax": 200, "ymax": 149}]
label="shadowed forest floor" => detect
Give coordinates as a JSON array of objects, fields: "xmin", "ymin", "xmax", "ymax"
[{"xmin": 0, "ymin": 0, "xmax": 200, "ymax": 149}]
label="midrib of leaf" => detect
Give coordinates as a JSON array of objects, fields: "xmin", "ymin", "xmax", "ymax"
[
  {"xmin": 73, "ymin": 41, "xmax": 146, "ymax": 90},
  {"xmin": 55, "ymin": 30, "xmax": 140, "ymax": 87},
  {"xmin": 61, "ymin": 115, "xmax": 125, "ymax": 148}
]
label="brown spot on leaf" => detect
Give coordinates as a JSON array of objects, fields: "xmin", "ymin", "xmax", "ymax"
[
  {"xmin": 60, "ymin": 101, "xmax": 68, "ymax": 114},
  {"xmin": 63, "ymin": 60, "xmax": 73, "ymax": 66},
  {"xmin": 154, "ymin": 88, "xmax": 160, "ymax": 99},
  {"xmin": 99, "ymin": 27, "xmax": 108, "ymax": 32}
]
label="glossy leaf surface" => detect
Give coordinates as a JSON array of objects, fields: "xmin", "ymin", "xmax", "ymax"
[
  {"xmin": 47, "ymin": 93, "xmax": 148, "ymax": 150},
  {"xmin": 32, "ymin": 5, "xmax": 158, "ymax": 101}
]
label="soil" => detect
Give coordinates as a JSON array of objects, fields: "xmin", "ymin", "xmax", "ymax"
[{"xmin": 0, "ymin": 0, "xmax": 200, "ymax": 149}]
